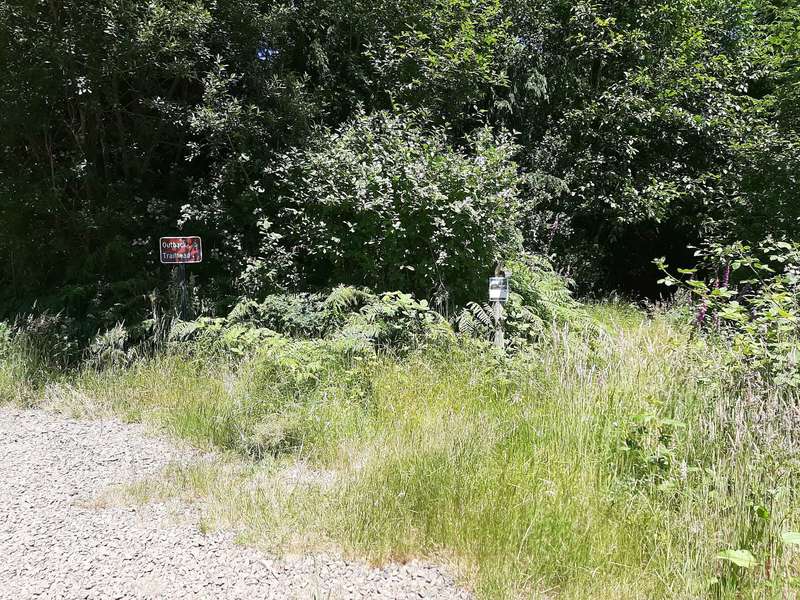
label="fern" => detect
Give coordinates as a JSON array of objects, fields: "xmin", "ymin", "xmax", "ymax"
[
  {"xmin": 456, "ymin": 302, "xmax": 495, "ymax": 339},
  {"xmin": 323, "ymin": 286, "xmax": 376, "ymax": 318},
  {"xmin": 337, "ymin": 316, "xmax": 384, "ymax": 343},
  {"xmin": 86, "ymin": 323, "xmax": 134, "ymax": 369}
]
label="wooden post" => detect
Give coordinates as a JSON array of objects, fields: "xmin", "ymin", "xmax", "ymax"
[
  {"xmin": 491, "ymin": 262, "xmax": 507, "ymax": 349},
  {"xmin": 177, "ymin": 263, "xmax": 189, "ymax": 320},
  {"xmin": 493, "ymin": 299, "xmax": 504, "ymax": 348}
]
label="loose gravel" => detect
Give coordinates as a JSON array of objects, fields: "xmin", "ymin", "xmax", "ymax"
[{"xmin": 0, "ymin": 408, "xmax": 471, "ymax": 599}]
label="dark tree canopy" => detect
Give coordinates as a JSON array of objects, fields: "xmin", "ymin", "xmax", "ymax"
[{"xmin": 1, "ymin": 0, "xmax": 797, "ymax": 324}]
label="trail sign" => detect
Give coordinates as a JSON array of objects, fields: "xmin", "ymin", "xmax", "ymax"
[
  {"xmin": 159, "ymin": 236, "xmax": 202, "ymax": 264},
  {"xmin": 488, "ymin": 276, "xmax": 509, "ymax": 303}
]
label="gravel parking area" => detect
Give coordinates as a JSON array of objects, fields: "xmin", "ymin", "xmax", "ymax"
[{"xmin": 0, "ymin": 408, "xmax": 470, "ymax": 599}]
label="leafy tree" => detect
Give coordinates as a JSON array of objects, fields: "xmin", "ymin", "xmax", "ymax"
[
  {"xmin": 1, "ymin": 0, "xmax": 798, "ymax": 323},
  {"xmin": 730, "ymin": 0, "xmax": 800, "ymax": 243},
  {"xmin": 497, "ymin": 0, "xmax": 773, "ymax": 292},
  {"xmin": 0, "ymin": 1, "xmax": 226, "ymax": 320}
]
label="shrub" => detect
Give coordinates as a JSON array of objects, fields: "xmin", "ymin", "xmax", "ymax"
[
  {"xmin": 168, "ymin": 317, "xmax": 278, "ymax": 357},
  {"xmin": 336, "ymin": 291, "xmax": 453, "ymax": 352},
  {"xmin": 506, "ymin": 254, "xmax": 582, "ymax": 324},
  {"xmin": 86, "ymin": 324, "xmax": 136, "ymax": 369},
  {"xmin": 175, "ymin": 287, "xmax": 454, "ymax": 357},
  {"xmin": 228, "ymin": 294, "xmax": 330, "ymax": 338},
  {"xmin": 247, "ymin": 111, "xmax": 524, "ymax": 305}
]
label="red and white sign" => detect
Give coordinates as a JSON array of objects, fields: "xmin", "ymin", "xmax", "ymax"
[{"xmin": 160, "ymin": 236, "xmax": 202, "ymax": 264}]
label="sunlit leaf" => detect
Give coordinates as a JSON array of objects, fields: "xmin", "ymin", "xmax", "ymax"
[{"xmin": 716, "ymin": 549, "xmax": 758, "ymax": 568}]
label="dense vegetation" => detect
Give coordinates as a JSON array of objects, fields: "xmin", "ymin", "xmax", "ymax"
[
  {"xmin": 2, "ymin": 0, "xmax": 799, "ymax": 323},
  {"xmin": 2, "ymin": 1, "xmax": 800, "ymax": 598},
  {"xmin": 3, "ymin": 296, "xmax": 800, "ymax": 598}
]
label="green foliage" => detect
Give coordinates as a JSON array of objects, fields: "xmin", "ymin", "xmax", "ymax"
[
  {"xmin": 86, "ymin": 324, "xmax": 136, "ymax": 369},
  {"xmin": 2, "ymin": 0, "xmax": 799, "ymax": 316},
  {"xmin": 170, "ymin": 286, "xmax": 452, "ymax": 356},
  {"xmin": 499, "ymin": 0, "xmax": 800, "ymax": 293},
  {"xmin": 506, "ymin": 254, "xmax": 581, "ymax": 323},
  {"xmin": 760, "ymin": 1, "xmax": 800, "ymax": 132},
  {"xmin": 0, "ymin": 323, "xmax": 27, "ymax": 405},
  {"xmin": 717, "ymin": 549, "xmax": 759, "ymax": 569},
  {"xmin": 456, "ymin": 254, "xmax": 585, "ymax": 346},
  {"xmin": 228, "ymin": 294, "xmax": 330, "ymax": 338},
  {"xmin": 365, "ymin": 0, "xmax": 511, "ymax": 129},
  {"xmin": 169, "ymin": 317, "xmax": 279, "ymax": 357},
  {"xmin": 0, "ymin": 323, "xmax": 10, "ymax": 358},
  {"xmin": 247, "ymin": 111, "xmax": 523, "ymax": 305},
  {"xmin": 658, "ymin": 238, "xmax": 800, "ymax": 385},
  {"xmin": 234, "ymin": 336, "xmax": 375, "ymax": 457},
  {"xmin": 11, "ymin": 311, "xmax": 82, "ymax": 372},
  {"xmin": 336, "ymin": 291, "xmax": 452, "ymax": 352},
  {"xmin": 322, "ymin": 286, "xmax": 376, "ymax": 325},
  {"xmin": 616, "ymin": 413, "xmax": 687, "ymax": 489},
  {"xmin": 323, "ymin": 313, "xmax": 800, "ymax": 598}
]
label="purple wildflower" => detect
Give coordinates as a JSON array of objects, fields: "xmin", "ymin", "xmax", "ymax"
[
  {"xmin": 696, "ymin": 301, "xmax": 708, "ymax": 327},
  {"xmin": 722, "ymin": 263, "xmax": 731, "ymax": 288}
]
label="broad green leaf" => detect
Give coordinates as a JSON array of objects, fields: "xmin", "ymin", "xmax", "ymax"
[
  {"xmin": 716, "ymin": 549, "xmax": 758, "ymax": 568},
  {"xmin": 687, "ymin": 280, "xmax": 708, "ymax": 291}
]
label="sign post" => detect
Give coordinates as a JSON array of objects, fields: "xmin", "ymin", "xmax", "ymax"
[
  {"xmin": 489, "ymin": 265, "xmax": 510, "ymax": 349},
  {"xmin": 159, "ymin": 236, "xmax": 202, "ymax": 320}
]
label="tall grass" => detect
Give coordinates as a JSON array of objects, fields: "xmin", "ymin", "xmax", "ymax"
[
  {"xmin": 3, "ymin": 305, "xmax": 799, "ymax": 598},
  {"xmin": 320, "ymin": 313, "xmax": 720, "ymax": 598}
]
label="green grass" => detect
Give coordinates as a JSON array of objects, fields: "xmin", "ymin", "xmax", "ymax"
[{"xmin": 3, "ymin": 303, "xmax": 800, "ymax": 598}]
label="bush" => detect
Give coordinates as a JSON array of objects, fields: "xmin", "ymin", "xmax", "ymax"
[
  {"xmin": 86, "ymin": 324, "xmax": 136, "ymax": 369},
  {"xmin": 174, "ymin": 287, "xmax": 454, "ymax": 357},
  {"xmin": 168, "ymin": 317, "xmax": 278, "ymax": 357},
  {"xmin": 506, "ymin": 254, "xmax": 582, "ymax": 324},
  {"xmin": 228, "ymin": 294, "xmax": 330, "ymax": 338},
  {"xmin": 247, "ymin": 111, "xmax": 524, "ymax": 305},
  {"xmin": 336, "ymin": 291, "xmax": 453, "ymax": 352}
]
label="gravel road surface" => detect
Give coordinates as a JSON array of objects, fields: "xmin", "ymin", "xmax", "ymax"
[{"xmin": 0, "ymin": 408, "xmax": 470, "ymax": 599}]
